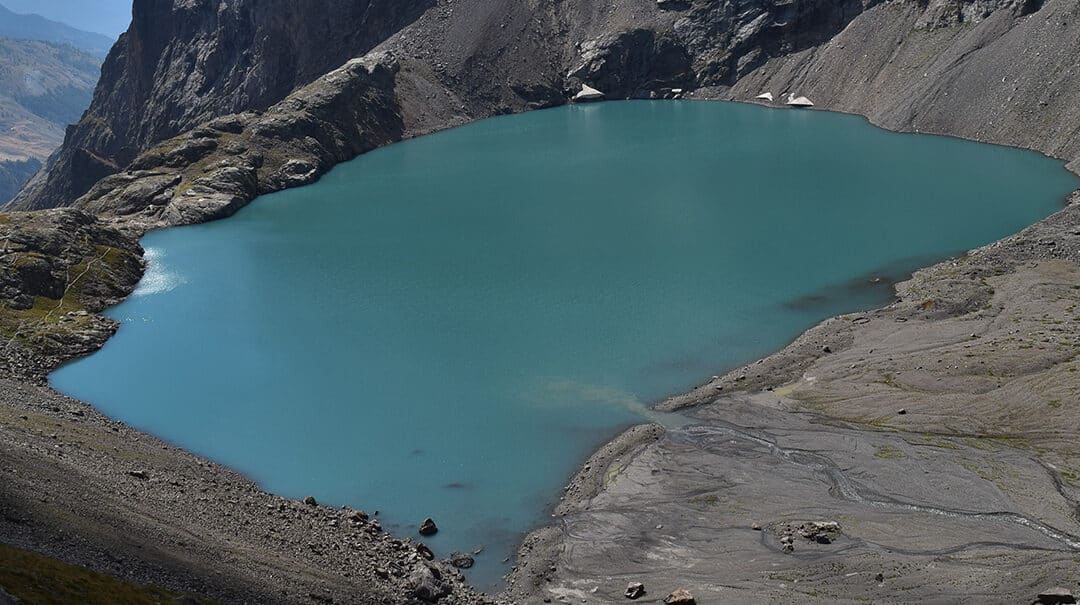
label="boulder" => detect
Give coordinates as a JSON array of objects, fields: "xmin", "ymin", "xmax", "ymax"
[
  {"xmin": 410, "ymin": 564, "xmax": 450, "ymax": 603},
  {"xmin": 664, "ymin": 589, "xmax": 695, "ymax": 604},
  {"xmin": 419, "ymin": 518, "xmax": 439, "ymax": 536},
  {"xmin": 625, "ymin": 582, "xmax": 646, "ymax": 599},
  {"xmin": 303, "ymin": 495, "xmax": 318, "ymax": 506},
  {"xmin": 449, "ymin": 552, "xmax": 474, "ymax": 569}
]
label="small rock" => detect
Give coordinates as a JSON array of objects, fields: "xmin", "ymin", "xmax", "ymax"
[
  {"xmin": 127, "ymin": 470, "xmax": 150, "ymax": 480},
  {"xmin": 416, "ymin": 544, "xmax": 435, "ymax": 561},
  {"xmin": 875, "ymin": 572, "xmax": 884, "ymax": 583},
  {"xmin": 1036, "ymin": 587, "xmax": 1077, "ymax": 604},
  {"xmin": 664, "ymin": 589, "xmax": 696, "ymax": 604},
  {"xmin": 897, "ymin": 408, "xmax": 907, "ymax": 415},
  {"xmin": 625, "ymin": 582, "xmax": 646, "ymax": 599},
  {"xmin": 303, "ymin": 495, "xmax": 318, "ymax": 506},
  {"xmin": 751, "ymin": 522, "xmax": 762, "ymax": 530},
  {"xmin": 449, "ymin": 552, "xmax": 474, "ymax": 569},
  {"xmin": 822, "ymin": 345, "xmax": 832, "ymax": 353},
  {"xmin": 419, "ymin": 518, "xmax": 439, "ymax": 536}
]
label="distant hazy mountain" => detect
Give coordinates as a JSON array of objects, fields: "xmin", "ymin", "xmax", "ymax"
[
  {"xmin": 0, "ymin": 37, "xmax": 100, "ymax": 204},
  {"xmin": 0, "ymin": 0, "xmax": 130, "ymax": 39},
  {"xmin": 0, "ymin": 3, "xmax": 115, "ymax": 56}
]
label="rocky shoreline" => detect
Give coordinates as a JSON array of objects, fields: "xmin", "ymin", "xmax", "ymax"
[{"xmin": 3, "ymin": 0, "xmax": 1080, "ymax": 602}]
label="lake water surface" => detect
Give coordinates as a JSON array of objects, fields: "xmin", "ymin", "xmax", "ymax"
[{"xmin": 51, "ymin": 101, "xmax": 1080, "ymax": 588}]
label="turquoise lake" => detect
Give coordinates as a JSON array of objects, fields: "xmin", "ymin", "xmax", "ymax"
[{"xmin": 51, "ymin": 101, "xmax": 1080, "ymax": 588}]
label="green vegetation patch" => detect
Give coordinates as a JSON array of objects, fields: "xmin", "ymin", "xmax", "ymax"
[{"xmin": 0, "ymin": 543, "xmax": 213, "ymax": 604}]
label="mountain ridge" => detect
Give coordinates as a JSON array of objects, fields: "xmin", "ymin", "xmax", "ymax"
[
  {"xmin": 0, "ymin": 3, "xmax": 115, "ymax": 56},
  {"xmin": 0, "ymin": 37, "xmax": 100, "ymax": 205}
]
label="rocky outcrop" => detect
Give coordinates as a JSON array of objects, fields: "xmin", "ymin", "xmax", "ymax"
[
  {"xmin": 567, "ymin": 29, "xmax": 694, "ymax": 98},
  {"xmin": 0, "ymin": 208, "xmax": 142, "ymax": 378},
  {"xmin": 77, "ymin": 53, "xmax": 403, "ymax": 228}
]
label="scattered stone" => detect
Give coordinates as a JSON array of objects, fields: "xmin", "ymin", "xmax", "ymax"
[
  {"xmin": 751, "ymin": 522, "xmax": 762, "ymax": 530},
  {"xmin": 416, "ymin": 544, "xmax": 435, "ymax": 561},
  {"xmin": 1036, "ymin": 588, "xmax": 1077, "ymax": 604},
  {"xmin": 349, "ymin": 510, "xmax": 369, "ymax": 522},
  {"xmin": 303, "ymin": 495, "xmax": 318, "ymax": 506},
  {"xmin": 449, "ymin": 551, "xmax": 474, "ymax": 569},
  {"xmin": 419, "ymin": 518, "xmax": 439, "ymax": 536},
  {"xmin": 822, "ymin": 345, "xmax": 832, "ymax": 353},
  {"xmin": 625, "ymin": 582, "xmax": 646, "ymax": 599},
  {"xmin": 127, "ymin": 470, "xmax": 150, "ymax": 480},
  {"xmin": 664, "ymin": 589, "xmax": 696, "ymax": 604},
  {"xmin": 875, "ymin": 572, "xmax": 884, "ymax": 583},
  {"xmin": 898, "ymin": 408, "xmax": 908, "ymax": 415}
]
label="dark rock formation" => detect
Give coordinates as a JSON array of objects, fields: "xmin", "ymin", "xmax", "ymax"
[
  {"xmin": 418, "ymin": 518, "xmax": 439, "ymax": 536},
  {"xmin": 568, "ymin": 29, "xmax": 694, "ymax": 99},
  {"xmin": 0, "ymin": 208, "xmax": 142, "ymax": 379}
]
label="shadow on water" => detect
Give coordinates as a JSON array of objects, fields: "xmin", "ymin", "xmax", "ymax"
[{"xmin": 782, "ymin": 252, "xmax": 959, "ymax": 313}]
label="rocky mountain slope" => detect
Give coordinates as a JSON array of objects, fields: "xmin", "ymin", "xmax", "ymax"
[
  {"xmin": 0, "ymin": 38, "xmax": 99, "ymax": 205},
  {"xmin": 8, "ymin": 0, "xmax": 433, "ymax": 211},
  {"xmin": 0, "ymin": 3, "xmax": 115, "ymax": 56},
  {"xmin": 0, "ymin": 0, "xmax": 1078, "ymax": 602}
]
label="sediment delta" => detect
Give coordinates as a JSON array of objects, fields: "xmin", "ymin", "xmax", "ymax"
[{"xmin": 2, "ymin": 0, "xmax": 1080, "ymax": 603}]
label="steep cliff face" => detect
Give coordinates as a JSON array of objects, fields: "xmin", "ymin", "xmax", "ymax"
[{"xmin": 9, "ymin": 0, "xmax": 432, "ymax": 210}]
